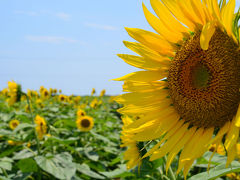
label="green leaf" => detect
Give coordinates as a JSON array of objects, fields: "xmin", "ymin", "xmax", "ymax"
[
  {"xmin": 17, "ymin": 158, "xmax": 38, "ymax": 173},
  {"xmin": 189, "ymin": 161, "xmax": 240, "ymax": 180},
  {"xmin": 84, "ymin": 147, "xmax": 99, "ymax": 161},
  {"xmin": 0, "ymin": 113, "xmax": 13, "ymax": 122},
  {"xmin": 100, "ymin": 164, "xmax": 134, "ymax": 178},
  {"xmin": 0, "ymin": 157, "xmax": 13, "ymax": 171},
  {"xmin": 34, "ymin": 152, "xmax": 76, "ymax": 180},
  {"xmin": 76, "ymin": 163, "xmax": 105, "ymax": 179},
  {"xmin": 13, "ymin": 149, "xmax": 35, "ymax": 160},
  {"xmin": 13, "ymin": 123, "xmax": 34, "ymax": 133}
]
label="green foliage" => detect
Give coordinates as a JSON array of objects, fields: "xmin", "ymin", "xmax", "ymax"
[{"xmin": 1, "ymin": 91, "xmax": 240, "ymax": 180}]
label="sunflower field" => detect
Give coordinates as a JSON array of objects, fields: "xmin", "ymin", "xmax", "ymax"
[{"xmin": 1, "ymin": 81, "xmax": 240, "ymax": 180}]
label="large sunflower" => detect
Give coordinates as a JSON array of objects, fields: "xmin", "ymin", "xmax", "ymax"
[{"xmin": 115, "ymin": 0, "xmax": 240, "ymax": 177}]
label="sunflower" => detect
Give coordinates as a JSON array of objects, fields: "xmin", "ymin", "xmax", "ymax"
[
  {"xmin": 36, "ymin": 99, "xmax": 44, "ymax": 108},
  {"xmin": 77, "ymin": 109, "xmax": 86, "ymax": 117},
  {"xmin": 115, "ymin": 0, "xmax": 240, "ymax": 177},
  {"xmin": 90, "ymin": 98, "xmax": 98, "ymax": 108},
  {"xmin": 41, "ymin": 88, "xmax": 49, "ymax": 99},
  {"xmin": 74, "ymin": 96, "xmax": 81, "ymax": 104},
  {"xmin": 34, "ymin": 115, "xmax": 47, "ymax": 140},
  {"xmin": 9, "ymin": 119, "xmax": 20, "ymax": 130},
  {"xmin": 58, "ymin": 94, "xmax": 67, "ymax": 102},
  {"xmin": 121, "ymin": 116, "xmax": 142, "ymax": 169},
  {"xmin": 91, "ymin": 88, "xmax": 96, "ymax": 96},
  {"xmin": 100, "ymin": 89, "xmax": 106, "ymax": 97},
  {"xmin": 7, "ymin": 81, "xmax": 21, "ymax": 105},
  {"xmin": 76, "ymin": 116, "xmax": 94, "ymax": 132}
]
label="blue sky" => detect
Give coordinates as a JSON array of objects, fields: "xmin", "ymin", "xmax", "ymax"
[{"xmin": 0, "ymin": 1, "xmax": 240, "ymax": 95}]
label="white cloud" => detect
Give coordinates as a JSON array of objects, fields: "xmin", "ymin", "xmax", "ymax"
[
  {"xmin": 14, "ymin": 10, "xmax": 71, "ymax": 21},
  {"xmin": 25, "ymin": 35, "xmax": 77, "ymax": 44},
  {"xmin": 55, "ymin": 12, "xmax": 71, "ymax": 21},
  {"xmin": 14, "ymin": 10, "xmax": 38, "ymax": 16},
  {"xmin": 84, "ymin": 23, "xmax": 117, "ymax": 31}
]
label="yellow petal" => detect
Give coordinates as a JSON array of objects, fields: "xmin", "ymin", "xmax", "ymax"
[
  {"xmin": 225, "ymin": 117, "xmax": 239, "ymax": 151},
  {"xmin": 220, "ymin": 0, "xmax": 235, "ymax": 36},
  {"xmin": 200, "ymin": 21, "xmax": 216, "ymax": 50},
  {"xmin": 115, "ymin": 89, "xmax": 168, "ymax": 106},
  {"xmin": 176, "ymin": 0, "xmax": 203, "ymax": 27},
  {"xmin": 117, "ymin": 54, "xmax": 169, "ymax": 71},
  {"xmin": 235, "ymin": 104, "xmax": 240, "ymax": 127},
  {"xmin": 161, "ymin": 0, "xmax": 195, "ymax": 31},
  {"xmin": 226, "ymin": 144, "xmax": 237, "ymax": 167},
  {"xmin": 183, "ymin": 159, "xmax": 195, "ymax": 179},
  {"xmin": 150, "ymin": 123, "xmax": 189, "ymax": 161},
  {"xmin": 133, "ymin": 113, "xmax": 179, "ymax": 141},
  {"xmin": 166, "ymin": 127, "xmax": 196, "ymax": 172},
  {"xmin": 177, "ymin": 128, "xmax": 204, "ymax": 173},
  {"xmin": 150, "ymin": 0, "xmax": 189, "ymax": 36},
  {"xmin": 123, "ymin": 80, "xmax": 167, "ymax": 92},
  {"xmin": 143, "ymin": 119, "xmax": 184, "ymax": 158},
  {"xmin": 125, "ymin": 27, "xmax": 175, "ymax": 56},
  {"xmin": 126, "ymin": 107, "xmax": 176, "ymax": 129},
  {"xmin": 118, "ymin": 98, "xmax": 172, "ymax": 115},
  {"xmin": 210, "ymin": 121, "xmax": 230, "ymax": 144},
  {"xmin": 142, "ymin": 3, "xmax": 182, "ymax": 43}
]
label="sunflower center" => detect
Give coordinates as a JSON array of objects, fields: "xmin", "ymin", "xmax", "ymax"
[
  {"xmin": 191, "ymin": 63, "xmax": 210, "ymax": 89},
  {"xmin": 81, "ymin": 119, "xmax": 90, "ymax": 128},
  {"xmin": 168, "ymin": 28, "xmax": 240, "ymax": 128}
]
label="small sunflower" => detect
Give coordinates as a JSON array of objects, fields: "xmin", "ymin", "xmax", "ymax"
[
  {"xmin": 116, "ymin": 0, "xmax": 240, "ymax": 177},
  {"xmin": 7, "ymin": 81, "xmax": 21, "ymax": 105},
  {"xmin": 121, "ymin": 116, "xmax": 142, "ymax": 169},
  {"xmin": 41, "ymin": 88, "xmax": 49, "ymax": 99},
  {"xmin": 90, "ymin": 98, "xmax": 98, "ymax": 108},
  {"xmin": 74, "ymin": 96, "xmax": 81, "ymax": 104},
  {"xmin": 9, "ymin": 119, "xmax": 20, "ymax": 130},
  {"xmin": 58, "ymin": 94, "xmax": 67, "ymax": 102},
  {"xmin": 77, "ymin": 109, "xmax": 86, "ymax": 117},
  {"xmin": 91, "ymin": 88, "xmax": 96, "ymax": 96},
  {"xmin": 76, "ymin": 116, "xmax": 94, "ymax": 132},
  {"xmin": 36, "ymin": 99, "xmax": 44, "ymax": 108},
  {"xmin": 53, "ymin": 89, "xmax": 57, "ymax": 94},
  {"xmin": 100, "ymin": 89, "xmax": 106, "ymax": 97},
  {"xmin": 34, "ymin": 115, "xmax": 47, "ymax": 140}
]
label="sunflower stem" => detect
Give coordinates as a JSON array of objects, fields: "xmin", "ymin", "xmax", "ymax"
[
  {"xmin": 24, "ymin": 93, "xmax": 41, "ymax": 154},
  {"xmin": 1, "ymin": 168, "xmax": 8, "ymax": 178},
  {"xmin": 163, "ymin": 156, "xmax": 176, "ymax": 180},
  {"xmin": 23, "ymin": 93, "xmax": 42, "ymax": 180}
]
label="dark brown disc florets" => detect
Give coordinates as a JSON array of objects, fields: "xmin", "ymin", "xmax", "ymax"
[{"xmin": 168, "ymin": 28, "xmax": 240, "ymax": 128}]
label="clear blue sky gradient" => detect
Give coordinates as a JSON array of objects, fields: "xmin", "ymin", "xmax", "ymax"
[{"xmin": 0, "ymin": 1, "xmax": 239, "ymax": 95}]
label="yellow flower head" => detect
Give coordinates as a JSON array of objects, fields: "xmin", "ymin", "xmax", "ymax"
[
  {"xmin": 74, "ymin": 96, "xmax": 81, "ymax": 104},
  {"xmin": 90, "ymin": 98, "xmax": 98, "ymax": 109},
  {"xmin": 25, "ymin": 104, "xmax": 32, "ymax": 113},
  {"xmin": 34, "ymin": 115, "xmax": 47, "ymax": 140},
  {"xmin": 91, "ymin": 88, "xmax": 96, "ymax": 96},
  {"xmin": 100, "ymin": 89, "xmax": 106, "ymax": 97},
  {"xmin": 9, "ymin": 119, "xmax": 20, "ymax": 130},
  {"xmin": 7, "ymin": 140, "xmax": 22, "ymax": 146},
  {"xmin": 58, "ymin": 94, "xmax": 67, "ymax": 102},
  {"xmin": 39, "ymin": 86, "xmax": 45, "ymax": 94},
  {"xmin": 53, "ymin": 89, "xmax": 57, "ymax": 94},
  {"xmin": 36, "ymin": 99, "xmax": 44, "ymax": 108},
  {"xmin": 77, "ymin": 109, "xmax": 86, "ymax": 117},
  {"xmin": 41, "ymin": 89, "xmax": 49, "ymax": 99},
  {"xmin": 1, "ymin": 88, "xmax": 9, "ymax": 96},
  {"xmin": 8, "ymin": 81, "xmax": 18, "ymax": 93},
  {"xmin": 7, "ymin": 81, "xmax": 21, "ymax": 105},
  {"xmin": 76, "ymin": 116, "xmax": 94, "ymax": 132},
  {"xmin": 116, "ymin": 0, "xmax": 240, "ymax": 177},
  {"xmin": 121, "ymin": 116, "xmax": 141, "ymax": 169},
  {"xmin": 8, "ymin": 140, "xmax": 16, "ymax": 146}
]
